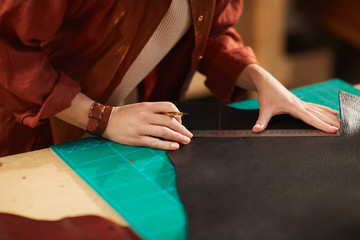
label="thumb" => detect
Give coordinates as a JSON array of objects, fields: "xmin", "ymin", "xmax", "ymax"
[{"xmin": 253, "ymin": 109, "xmax": 273, "ymax": 132}]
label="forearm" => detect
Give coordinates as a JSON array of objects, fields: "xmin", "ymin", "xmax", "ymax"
[
  {"xmin": 236, "ymin": 63, "xmax": 283, "ymax": 92},
  {"xmin": 54, "ymin": 92, "xmax": 94, "ymax": 130}
]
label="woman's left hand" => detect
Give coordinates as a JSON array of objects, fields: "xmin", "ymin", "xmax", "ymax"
[{"xmin": 236, "ymin": 64, "xmax": 340, "ymax": 133}]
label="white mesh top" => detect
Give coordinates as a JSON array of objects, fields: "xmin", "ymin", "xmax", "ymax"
[{"xmin": 107, "ymin": 0, "xmax": 192, "ymax": 106}]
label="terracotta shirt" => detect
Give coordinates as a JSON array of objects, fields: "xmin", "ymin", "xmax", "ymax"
[{"xmin": 0, "ymin": 0, "xmax": 257, "ymax": 156}]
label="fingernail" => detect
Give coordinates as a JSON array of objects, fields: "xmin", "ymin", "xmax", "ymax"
[
  {"xmin": 332, "ymin": 126, "xmax": 339, "ymax": 131},
  {"xmin": 182, "ymin": 136, "xmax": 191, "ymax": 144},
  {"xmin": 254, "ymin": 123, "xmax": 262, "ymax": 128},
  {"xmin": 171, "ymin": 143, "xmax": 179, "ymax": 150},
  {"xmin": 183, "ymin": 128, "xmax": 193, "ymax": 138},
  {"xmin": 188, "ymin": 131, "xmax": 193, "ymax": 138}
]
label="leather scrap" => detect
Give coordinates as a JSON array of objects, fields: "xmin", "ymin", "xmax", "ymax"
[
  {"xmin": 339, "ymin": 91, "xmax": 360, "ymax": 136},
  {"xmin": 0, "ymin": 213, "xmax": 140, "ymax": 240},
  {"xmin": 169, "ymin": 91, "xmax": 360, "ymax": 240}
]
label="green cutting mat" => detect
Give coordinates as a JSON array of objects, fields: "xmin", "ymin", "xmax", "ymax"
[
  {"xmin": 51, "ymin": 141, "xmax": 185, "ymax": 240},
  {"xmin": 230, "ymin": 79, "xmax": 360, "ymax": 111},
  {"xmin": 50, "ymin": 79, "xmax": 360, "ymax": 239}
]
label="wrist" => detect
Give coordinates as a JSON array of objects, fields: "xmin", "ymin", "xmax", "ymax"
[
  {"xmin": 236, "ymin": 63, "xmax": 261, "ymax": 91},
  {"xmin": 236, "ymin": 64, "xmax": 277, "ymax": 92}
]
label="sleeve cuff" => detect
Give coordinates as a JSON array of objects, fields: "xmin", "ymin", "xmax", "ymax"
[
  {"xmin": 20, "ymin": 71, "xmax": 81, "ymax": 128},
  {"xmin": 204, "ymin": 46, "xmax": 258, "ymax": 104}
]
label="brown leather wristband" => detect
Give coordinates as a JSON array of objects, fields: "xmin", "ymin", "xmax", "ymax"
[{"xmin": 86, "ymin": 102, "xmax": 112, "ymax": 136}]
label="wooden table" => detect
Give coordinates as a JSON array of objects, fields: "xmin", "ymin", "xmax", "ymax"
[{"xmin": 0, "ymin": 148, "xmax": 127, "ymax": 226}]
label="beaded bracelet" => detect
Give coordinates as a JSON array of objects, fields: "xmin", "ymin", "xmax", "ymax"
[{"xmin": 86, "ymin": 102, "xmax": 112, "ymax": 136}]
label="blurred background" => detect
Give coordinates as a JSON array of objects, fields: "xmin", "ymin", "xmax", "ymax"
[{"xmin": 185, "ymin": 0, "xmax": 360, "ymax": 100}]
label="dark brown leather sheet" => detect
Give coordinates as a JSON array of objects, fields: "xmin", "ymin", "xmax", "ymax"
[{"xmin": 168, "ymin": 91, "xmax": 360, "ymax": 240}]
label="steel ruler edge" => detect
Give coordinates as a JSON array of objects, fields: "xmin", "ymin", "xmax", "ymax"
[{"xmin": 192, "ymin": 129, "xmax": 340, "ymax": 137}]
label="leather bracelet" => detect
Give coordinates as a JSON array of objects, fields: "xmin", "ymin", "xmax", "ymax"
[{"xmin": 86, "ymin": 102, "xmax": 112, "ymax": 136}]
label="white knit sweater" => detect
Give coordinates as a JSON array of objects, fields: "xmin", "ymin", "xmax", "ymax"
[{"xmin": 107, "ymin": 0, "xmax": 191, "ymax": 106}]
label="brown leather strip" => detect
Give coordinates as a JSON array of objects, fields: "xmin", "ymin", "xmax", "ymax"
[
  {"xmin": 94, "ymin": 105, "xmax": 112, "ymax": 136},
  {"xmin": 87, "ymin": 102, "xmax": 112, "ymax": 136}
]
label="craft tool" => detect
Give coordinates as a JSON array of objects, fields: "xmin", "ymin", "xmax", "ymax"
[
  {"xmin": 160, "ymin": 111, "xmax": 188, "ymax": 117},
  {"xmin": 192, "ymin": 129, "xmax": 340, "ymax": 138}
]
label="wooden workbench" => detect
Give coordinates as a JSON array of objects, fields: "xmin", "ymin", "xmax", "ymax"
[{"xmin": 0, "ymin": 148, "xmax": 127, "ymax": 226}]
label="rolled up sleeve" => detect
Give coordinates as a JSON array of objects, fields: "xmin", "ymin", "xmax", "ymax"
[
  {"xmin": 199, "ymin": 0, "xmax": 258, "ymax": 103},
  {"xmin": 0, "ymin": 0, "xmax": 81, "ymax": 128}
]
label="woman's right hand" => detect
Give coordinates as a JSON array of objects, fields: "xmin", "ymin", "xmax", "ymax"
[{"xmin": 102, "ymin": 102, "xmax": 193, "ymax": 150}]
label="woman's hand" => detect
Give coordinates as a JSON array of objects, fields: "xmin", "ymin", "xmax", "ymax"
[
  {"xmin": 236, "ymin": 64, "xmax": 340, "ymax": 133},
  {"xmin": 103, "ymin": 102, "xmax": 193, "ymax": 150},
  {"xmin": 55, "ymin": 93, "xmax": 192, "ymax": 150}
]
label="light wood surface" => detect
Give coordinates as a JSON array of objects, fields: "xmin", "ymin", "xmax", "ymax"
[{"xmin": 0, "ymin": 148, "xmax": 127, "ymax": 226}]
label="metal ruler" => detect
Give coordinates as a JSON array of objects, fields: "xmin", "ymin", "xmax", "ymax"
[{"xmin": 192, "ymin": 129, "xmax": 340, "ymax": 138}]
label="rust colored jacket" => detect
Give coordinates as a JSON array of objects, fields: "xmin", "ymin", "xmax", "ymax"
[{"xmin": 0, "ymin": 0, "xmax": 257, "ymax": 157}]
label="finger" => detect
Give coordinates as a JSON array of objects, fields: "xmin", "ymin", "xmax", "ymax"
[
  {"xmin": 306, "ymin": 102, "xmax": 339, "ymax": 118},
  {"xmin": 253, "ymin": 109, "xmax": 273, "ymax": 132},
  {"xmin": 306, "ymin": 102, "xmax": 339, "ymax": 115},
  {"xmin": 291, "ymin": 107, "xmax": 339, "ymax": 133},
  {"xmin": 305, "ymin": 104, "xmax": 340, "ymax": 128},
  {"xmin": 175, "ymin": 116, "xmax": 182, "ymax": 125},
  {"xmin": 163, "ymin": 113, "xmax": 183, "ymax": 124},
  {"xmin": 148, "ymin": 114, "xmax": 193, "ymax": 138},
  {"xmin": 149, "ymin": 102, "xmax": 184, "ymax": 125},
  {"xmin": 144, "ymin": 125, "xmax": 191, "ymax": 145},
  {"xmin": 139, "ymin": 136, "xmax": 180, "ymax": 150}
]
